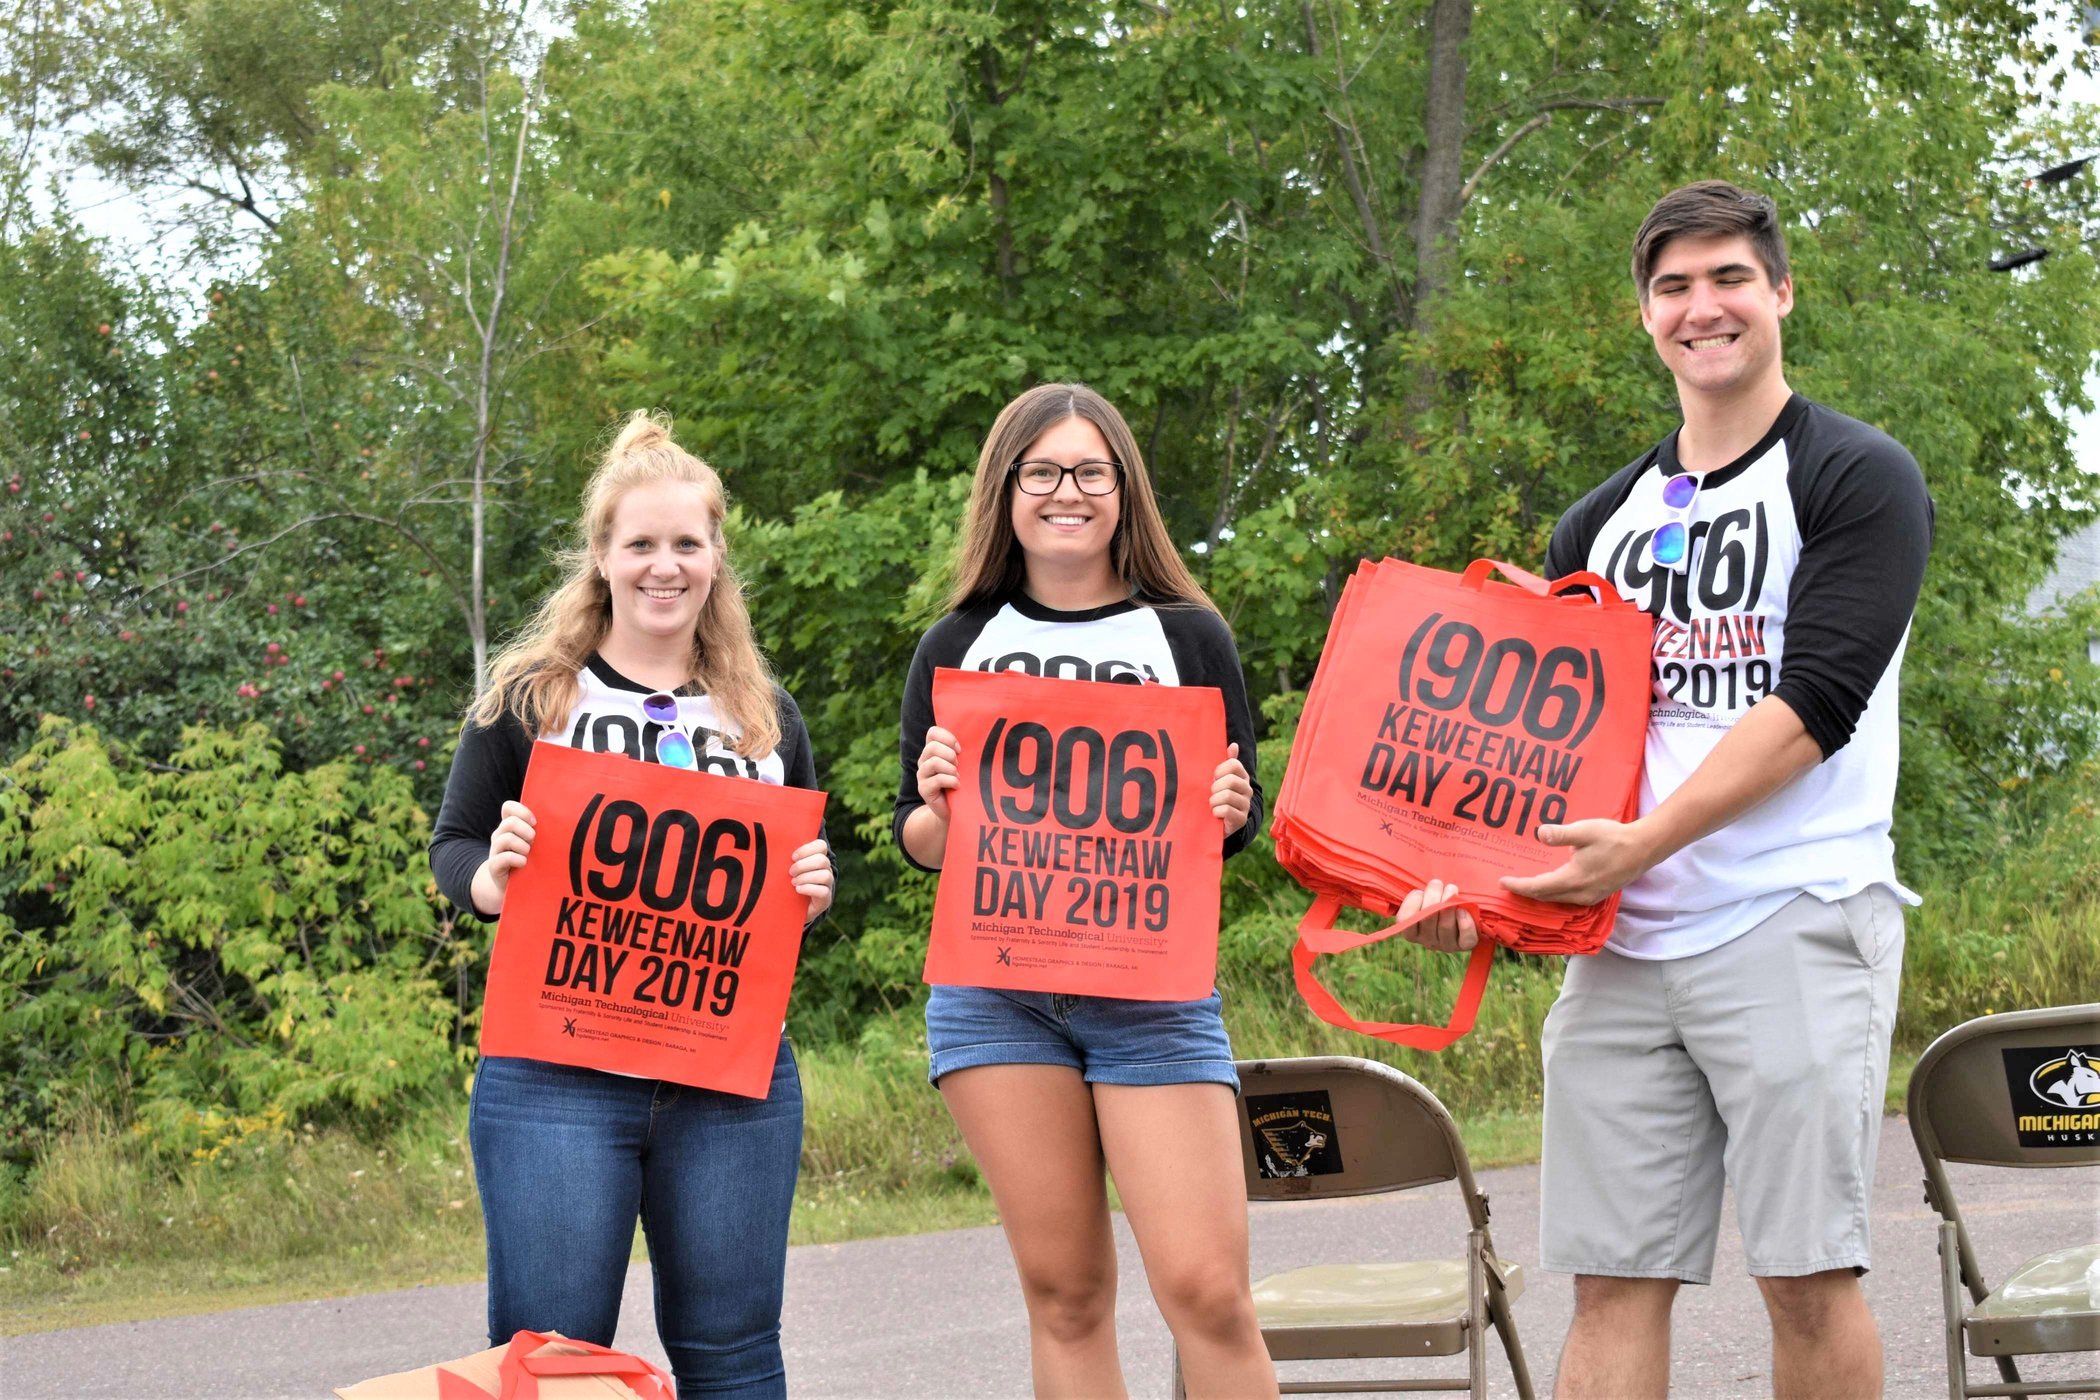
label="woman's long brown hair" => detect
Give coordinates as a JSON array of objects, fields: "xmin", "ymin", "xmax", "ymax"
[{"xmin": 945, "ymin": 383, "xmax": 1218, "ymax": 616}]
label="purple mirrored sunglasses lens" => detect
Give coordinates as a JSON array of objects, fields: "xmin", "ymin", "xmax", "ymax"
[
  {"xmin": 1661, "ymin": 473, "xmax": 1700, "ymax": 509},
  {"xmin": 641, "ymin": 692, "xmax": 681, "ymax": 723},
  {"xmin": 657, "ymin": 730, "xmax": 698, "ymax": 769},
  {"xmin": 1651, "ymin": 521, "xmax": 1689, "ymax": 566}
]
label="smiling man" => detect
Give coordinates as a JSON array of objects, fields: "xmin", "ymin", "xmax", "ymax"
[{"xmin": 1515, "ymin": 181, "xmax": 1934, "ymax": 1396}]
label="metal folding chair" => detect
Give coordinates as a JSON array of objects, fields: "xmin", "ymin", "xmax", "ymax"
[
  {"xmin": 1171, "ymin": 1055, "xmax": 1533, "ymax": 1399},
  {"xmin": 1907, "ymin": 1003, "xmax": 2100, "ymax": 1399}
]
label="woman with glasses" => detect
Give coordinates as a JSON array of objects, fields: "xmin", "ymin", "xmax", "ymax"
[
  {"xmin": 893, "ymin": 383, "xmax": 1277, "ymax": 1398},
  {"xmin": 429, "ymin": 411, "xmax": 833, "ymax": 1400}
]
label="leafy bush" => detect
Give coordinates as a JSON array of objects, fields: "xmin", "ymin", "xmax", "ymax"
[{"xmin": 0, "ymin": 720, "xmax": 469, "ymax": 1161}]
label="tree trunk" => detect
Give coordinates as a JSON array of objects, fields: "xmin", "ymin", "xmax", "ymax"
[
  {"xmin": 979, "ymin": 46, "xmax": 1020, "ymax": 297},
  {"xmin": 1302, "ymin": 1, "xmax": 1409, "ymax": 330},
  {"xmin": 471, "ymin": 76, "xmax": 535, "ymax": 695},
  {"xmin": 1406, "ymin": 0, "xmax": 1472, "ymax": 418}
]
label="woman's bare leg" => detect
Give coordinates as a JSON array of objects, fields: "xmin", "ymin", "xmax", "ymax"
[
  {"xmin": 941, "ymin": 1064, "xmax": 1127, "ymax": 1399},
  {"xmin": 1094, "ymin": 1082, "xmax": 1277, "ymax": 1400}
]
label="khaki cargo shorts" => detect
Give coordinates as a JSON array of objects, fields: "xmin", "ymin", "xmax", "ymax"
[{"xmin": 1539, "ymin": 886, "xmax": 1904, "ymax": 1282}]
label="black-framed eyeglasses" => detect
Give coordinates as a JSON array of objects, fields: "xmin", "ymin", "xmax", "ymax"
[{"xmin": 1009, "ymin": 458, "xmax": 1122, "ymax": 496}]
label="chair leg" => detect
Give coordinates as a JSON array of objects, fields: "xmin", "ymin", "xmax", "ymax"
[
  {"xmin": 1467, "ymin": 1228, "xmax": 1489, "ymax": 1400},
  {"xmin": 1938, "ymin": 1221, "xmax": 1967, "ymax": 1400},
  {"xmin": 1487, "ymin": 1265, "xmax": 1536, "ymax": 1400},
  {"xmin": 1949, "ymin": 1206, "xmax": 2023, "ymax": 1389}
]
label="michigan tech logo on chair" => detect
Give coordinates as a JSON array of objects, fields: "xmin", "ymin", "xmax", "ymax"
[{"xmin": 2001, "ymin": 1044, "xmax": 2100, "ymax": 1147}]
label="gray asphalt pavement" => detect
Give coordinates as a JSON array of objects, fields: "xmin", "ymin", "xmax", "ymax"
[{"xmin": 5, "ymin": 1116, "xmax": 2093, "ymax": 1398}]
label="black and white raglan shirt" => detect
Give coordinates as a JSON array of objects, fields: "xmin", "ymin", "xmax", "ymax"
[
  {"xmin": 430, "ymin": 656, "xmax": 825, "ymax": 922},
  {"xmin": 1545, "ymin": 394, "xmax": 1933, "ymax": 960},
  {"xmin": 892, "ymin": 591, "xmax": 1264, "ymax": 871}
]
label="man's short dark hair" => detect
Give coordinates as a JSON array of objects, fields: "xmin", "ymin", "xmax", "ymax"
[{"xmin": 1631, "ymin": 181, "xmax": 1790, "ymax": 300}]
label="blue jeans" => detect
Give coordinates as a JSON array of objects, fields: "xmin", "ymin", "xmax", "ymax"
[{"xmin": 469, "ymin": 1038, "xmax": 803, "ymax": 1398}]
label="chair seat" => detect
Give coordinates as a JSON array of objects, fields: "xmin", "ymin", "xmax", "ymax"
[
  {"xmin": 1968, "ymin": 1242, "xmax": 2100, "ymax": 1357},
  {"xmin": 1253, "ymin": 1258, "xmax": 1525, "ymax": 1351}
]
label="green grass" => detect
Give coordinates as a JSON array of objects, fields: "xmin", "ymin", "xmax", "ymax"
[
  {"xmin": 5, "ymin": 802, "xmax": 2094, "ymax": 1334},
  {"xmin": 0, "ymin": 1035, "xmax": 1558, "ymax": 1337},
  {"xmin": 0, "ymin": 1102, "xmax": 488, "ymax": 1336}
]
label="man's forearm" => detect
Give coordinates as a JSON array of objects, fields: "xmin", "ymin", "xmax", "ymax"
[
  {"xmin": 1633, "ymin": 693, "xmax": 1825, "ymax": 866},
  {"xmin": 1503, "ymin": 692, "xmax": 1828, "ymax": 906}
]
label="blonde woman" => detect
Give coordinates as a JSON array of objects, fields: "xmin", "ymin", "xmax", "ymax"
[
  {"xmin": 430, "ymin": 413, "xmax": 832, "ymax": 1400},
  {"xmin": 893, "ymin": 383, "xmax": 1277, "ymax": 1398}
]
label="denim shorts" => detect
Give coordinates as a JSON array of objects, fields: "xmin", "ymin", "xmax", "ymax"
[{"xmin": 925, "ymin": 984, "xmax": 1240, "ymax": 1089}]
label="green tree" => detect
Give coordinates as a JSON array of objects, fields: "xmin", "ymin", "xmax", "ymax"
[
  {"xmin": 49, "ymin": 0, "xmax": 488, "ymax": 234},
  {"xmin": 0, "ymin": 221, "xmax": 481, "ymax": 795},
  {"xmin": 4, "ymin": 0, "xmax": 2095, "ymax": 1067}
]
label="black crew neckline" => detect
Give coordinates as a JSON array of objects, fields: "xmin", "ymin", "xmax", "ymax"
[
  {"xmin": 585, "ymin": 653, "xmax": 702, "ymax": 697},
  {"xmin": 1005, "ymin": 590, "xmax": 1143, "ymax": 623},
  {"xmin": 1657, "ymin": 392, "xmax": 1808, "ymax": 490}
]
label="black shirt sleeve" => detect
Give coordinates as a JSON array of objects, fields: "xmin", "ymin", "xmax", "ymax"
[
  {"xmin": 773, "ymin": 684, "xmax": 836, "ymax": 930},
  {"xmin": 891, "ymin": 606, "xmax": 993, "ymax": 872},
  {"xmin": 1773, "ymin": 413, "xmax": 1934, "ymax": 758},
  {"xmin": 776, "ymin": 685, "xmax": 819, "ymax": 795},
  {"xmin": 1159, "ymin": 605, "xmax": 1266, "ymax": 859},
  {"xmin": 428, "ymin": 704, "xmax": 533, "ymax": 920}
]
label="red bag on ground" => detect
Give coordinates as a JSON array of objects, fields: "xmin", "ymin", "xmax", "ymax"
[
  {"xmin": 1273, "ymin": 558, "xmax": 1653, "ymax": 1048},
  {"xmin": 335, "ymin": 1329, "xmax": 673, "ymax": 1400},
  {"xmin": 926, "ymin": 667, "xmax": 1227, "ymax": 1001},
  {"xmin": 482, "ymin": 742, "xmax": 826, "ymax": 1098}
]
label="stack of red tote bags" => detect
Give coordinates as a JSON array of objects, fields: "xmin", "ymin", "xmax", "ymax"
[{"xmin": 1273, "ymin": 558, "xmax": 1655, "ymax": 1049}]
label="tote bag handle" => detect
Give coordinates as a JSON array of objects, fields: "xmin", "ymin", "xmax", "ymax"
[
  {"xmin": 1459, "ymin": 557, "xmax": 1627, "ymax": 608},
  {"xmin": 1291, "ymin": 893, "xmax": 1497, "ymax": 1052},
  {"xmin": 427, "ymin": 1331, "xmax": 675, "ymax": 1400}
]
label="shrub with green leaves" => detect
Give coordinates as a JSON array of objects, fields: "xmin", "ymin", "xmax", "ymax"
[{"xmin": 0, "ymin": 720, "xmax": 468, "ymax": 1162}]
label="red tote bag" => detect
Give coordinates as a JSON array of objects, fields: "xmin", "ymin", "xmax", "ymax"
[
  {"xmin": 482, "ymin": 742, "xmax": 827, "ymax": 1099},
  {"xmin": 925, "ymin": 667, "xmax": 1227, "ymax": 1001},
  {"xmin": 1277, "ymin": 558, "xmax": 1653, "ymax": 1049}
]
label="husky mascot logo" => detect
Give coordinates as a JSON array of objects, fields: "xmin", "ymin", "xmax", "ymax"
[{"xmin": 2031, "ymin": 1048, "xmax": 2100, "ymax": 1108}]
